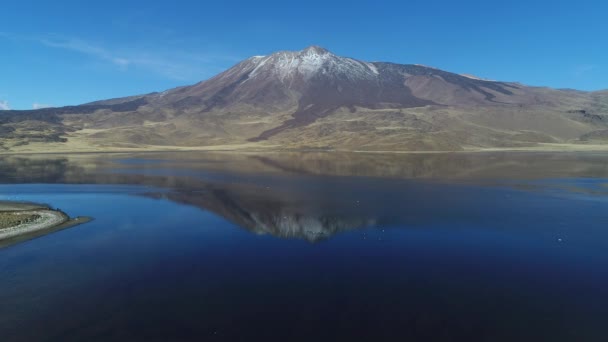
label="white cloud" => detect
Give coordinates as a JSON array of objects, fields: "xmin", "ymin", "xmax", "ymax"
[
  {"xmin": 0, "ymin": 100, "xmax": 9, "ymax": 110},
  {"xmin": 33, "ymin": 103, "xmax": 53, "ymax": 109},
  {"xmin": 39, "ymin": 36, "xmax": 132, "ymax": 69},
  {"xmin": 32, "ymin": 34, "xmax": 238, "ymax": 80},
  {"xmin": 0, "ymin": 31, "xmax": 242, "ymax": 81}
]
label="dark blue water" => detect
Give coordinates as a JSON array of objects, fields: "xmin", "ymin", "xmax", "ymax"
[{"xmin": 0, "ymin": 152, "xmax": 607, "ymax": 341}]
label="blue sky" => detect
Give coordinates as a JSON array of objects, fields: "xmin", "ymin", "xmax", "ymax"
[{"xmin": 1, "ymin": 0, "xmax": 607, "ymax": 110}]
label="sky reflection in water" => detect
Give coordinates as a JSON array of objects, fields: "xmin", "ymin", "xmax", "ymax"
[{"xmin": 0, "ymin": 152, "xmax": 607, "ymax": 341}]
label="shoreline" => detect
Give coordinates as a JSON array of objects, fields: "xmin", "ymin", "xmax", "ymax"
[
  {"xmin": 2, "ymin": 143, "xmax": 608, "ymax": 156},
  {"xmin": 0, "ymin": 201, "xmax": 91, "ymax": 247}
]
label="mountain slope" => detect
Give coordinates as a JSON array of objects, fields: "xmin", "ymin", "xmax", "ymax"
[{"xmin": 1, "ymin": 46, "xmax": 607, "ymax": 152}]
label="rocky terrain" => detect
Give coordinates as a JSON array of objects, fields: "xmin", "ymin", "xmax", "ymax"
[{"xmin": 1, "ymin": 46, "xmax": 607, "ymax": 152}]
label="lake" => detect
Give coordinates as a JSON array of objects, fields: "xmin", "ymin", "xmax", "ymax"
[{"xmin": 1, "ymin": 152, "xmax": 608, "ymax": 341}]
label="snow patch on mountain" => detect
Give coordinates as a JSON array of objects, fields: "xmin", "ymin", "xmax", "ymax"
[
  {"xmin": 247, "ymin": 46, "xmax": 379, "ymax": 83},
  {"xmin": 365, "ymin": 62, "xmax": 379, "ymax": 75}
]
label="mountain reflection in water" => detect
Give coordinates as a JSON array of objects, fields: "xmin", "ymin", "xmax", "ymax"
[
  {"xmin": 1, "ymin": 151, "xmax": 607, "ymax": 242},
  {"xmin": 2, "ymin": 152, "xmax": 608, "ymax": 341}
]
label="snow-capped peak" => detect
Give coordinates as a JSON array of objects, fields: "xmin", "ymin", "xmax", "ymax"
[{"xmin": 247, "ymin": 46, "xmax": 377, "ymax": 82}]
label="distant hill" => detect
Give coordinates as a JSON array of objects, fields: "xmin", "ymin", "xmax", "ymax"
[{"xmin": 1, "ymin": 46, "xmax": 607, "ymax": 152}]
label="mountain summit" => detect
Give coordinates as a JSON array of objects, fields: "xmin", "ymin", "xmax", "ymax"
[
  {"xmin": 246, "ymin": 45, "xmax": 377, "ymax": 81},
  {"xmin": 1, "ymin": 46, "xmax": 607, "ymax": 152}
]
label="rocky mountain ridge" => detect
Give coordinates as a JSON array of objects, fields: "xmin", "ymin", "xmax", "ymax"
[{"xmin": 1, "ymin": 46, "xmax": 607, "ymax": 152}]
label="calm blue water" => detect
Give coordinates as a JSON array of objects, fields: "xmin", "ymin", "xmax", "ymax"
[{"xmin": 0, "ymin": 152, "xmax": 607, "ymax": 341}]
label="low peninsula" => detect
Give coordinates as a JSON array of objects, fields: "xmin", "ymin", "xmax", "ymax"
[{"xmin": 0, "ymin": 201, "xmax": 90, "ymax": 246}]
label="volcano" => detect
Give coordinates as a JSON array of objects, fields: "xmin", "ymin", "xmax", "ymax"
[{"xmin": 1, "ymin": 46, "xmax": 607, "ymax": 152}]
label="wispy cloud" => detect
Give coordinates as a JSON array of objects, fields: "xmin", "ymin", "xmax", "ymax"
[
  {"xmin": 0, "ymin": 100, "xmax": 10, "ymax": 110},
  {"xmin": 0, "ymin": 32, "xmax": 241, "ymax": 80},
  {"xmin": 32, "ymin": 102, "xmax": 53, "ymax": 109},
  {"xmin": 39, "ymin": 36, "xmax": 132, "ymax": 69}
]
